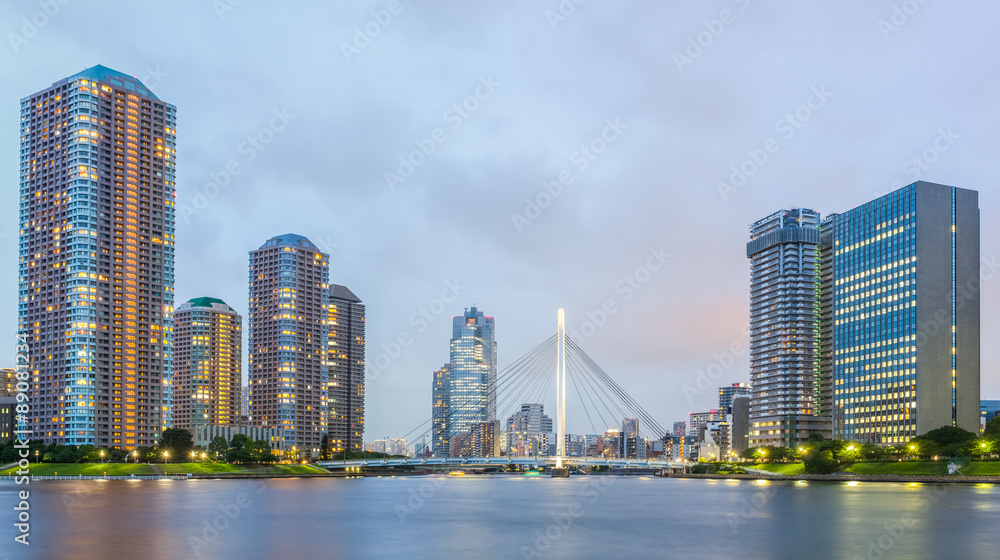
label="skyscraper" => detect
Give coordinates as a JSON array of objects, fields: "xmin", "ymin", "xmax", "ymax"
[
  {"xmin": 747, "ymin": 209, "xmax": 830, "ymax": 447},
  {"xmin": 173, "ymin": 297, "xmax": 241, "ymax": 430},
  {"xmin": 19, "ymin": 66, "xmax": 176, "ymax": 448},
  {"xmin": 1, "ymin": 369, "xmax": 14, "ymax": 397},
  {"xmin": 327, "ymin": 284, "xmax": 366, "ymax": 454},
  {"xmin": 431, "ymin": 306, "xmax": 497, "ymax": 456},
  {"xmin": 832, "ymin": 182, "xmax": 980, "ymax": 442},
  {"xmin": 431, "ymin": 364, "xmax": 451, "ymax": 457},
  {"xmin": 248, "ymin": 234, "xmax": 329, "ymax": 455},
  {"xmin": 718, "ymin": 382, "xmax": 751, "ymax": 413}
]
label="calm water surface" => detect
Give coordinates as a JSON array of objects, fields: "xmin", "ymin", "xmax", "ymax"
[{"xmin": 2, "ymin": 475, "xmax": 998, "ymax": 559}]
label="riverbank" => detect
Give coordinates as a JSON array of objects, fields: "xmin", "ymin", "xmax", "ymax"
[
  {"xmin": 749, "ymin": 460, "xmax": 1000, "ymax": 477},
  {"xmin": 670, "ymin": 472, "xmax": 1000, "ymax": 484},
  {"xmin": 0, "ymin": 462, "xmax": 330, "ymax": 477}
]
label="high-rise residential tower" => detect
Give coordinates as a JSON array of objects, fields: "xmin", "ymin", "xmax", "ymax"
[
  {"xmin": 832, "ymin": 182, "xmax": 980, "ymax": 442},
  {"xmin": 746, "ymin": 209, "xmax": 830, "ymax": 447},
  {"xmin": 431, "ymin": 306, "xmax": 497, "ymax": 456},
  {"xmin": 248, "ymin": 234, "xmax": 329, "ymax": 455},
  {"xmin": 19, "ymin": 66, "xmax": 176, "ymax": 448},
  {"xmin": 173, "ymin": 297, "xmax": 241, "ymax": 430},
  {"xmin": 431, "ymin": 364, "xmax": 451, "ymax": 456},
  {"xmin": 718, "ymin": 382, "xmax": 751, "ymax": 413},
  {"xmin": 327, "ymin": 284, "xmax": 365, "ymax": 454}
]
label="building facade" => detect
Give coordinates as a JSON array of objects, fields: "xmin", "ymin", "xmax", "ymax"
[
  {"xmin": 1, "ymin": 369, "xmax": 14, "ymax": 397},
  {"xmin": 327, "ymin": 284, "xmax": 365, "ymax": 454},
  {"xmin": 505, "ymin": 403, "xmax": 553, "ymax": 457},
  {"xmin": 832, "ymin": 182, "xmax": 980, "ymax": 442},
  {"xmin": 173, "ymin": 297, "xmax": 241, "ymax": 430},
  {"xmin": 719, "ymin": 383, "xmax": 751, "ymax": 412},
  {"xmin": 730, "ymin": 395, "xmax": 751, "ymax": 453},
  {"xmin": 431, "ymin": 306, "xmax": 497, "ymax": 456},
  {"xmin": 248, "ymin": 234, "xmax": 329, "ymax": 455},
  {"xmin": 19, "ymin": 65, "xmax": 176, "ymax": 448},
  {"xmin": 747, "ymin": 208, "xmax": 831, "ymax": 447}
]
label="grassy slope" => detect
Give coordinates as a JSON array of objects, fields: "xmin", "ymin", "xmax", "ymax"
[
  {"xmin": 0, "ymin": 463, "xmax": 156, "ymax": 476},
  {"xmin": 753, "ymin": 463, "xmax": 806, "ymax": 475},
  {"xmin": 840, "ymin": 462, "xmax": 949, "ymax": 476},
  {"xmin": 1, "ymin": 462, "xmax": 329, "ymax": 476}
]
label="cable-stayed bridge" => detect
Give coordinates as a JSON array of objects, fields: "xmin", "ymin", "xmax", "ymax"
[{"xmin": 319, "ymin": 309, "xmax": 690, "ymax": 473}]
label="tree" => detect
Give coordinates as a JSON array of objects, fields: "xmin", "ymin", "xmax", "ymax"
[
  {"xmin": 807, "ymin": 432, "xmax": 825, "ymax": 443},
  {"xmin": 209, "ymin": 436, "xmax": 228, "ymax": 459},
  {"xmin": 804, "ymin": 449, "xmax": 839, "ymax": 474},
  {"xmin": 911, "ymin": 425, "xmax": 977, "ymax": 458},
  {"xmin": 230, "ymin": 434, "xmax": 253, "ymax": 451},
  {"xmin": 159, "ymin": 428, "xmax": 194, "ymax": 461},
  {"xmin": 984, "ymin": 416, "xmax": 1000, "ymax": 441},
  {"xmin": 320, "ymin": 434, "xmax": 331, "ymax": 461},
  {"xmin": 286, "ymin": 447, "xmax": 300, "ymax": 463}
]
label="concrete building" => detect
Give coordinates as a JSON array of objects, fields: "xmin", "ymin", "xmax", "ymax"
[
  {"xmin": 730, "ymin": 395, "xmax": 751, "ymax": 453},
  {"xmin": 506, "ymin": 403, "xmax": 552, "ymax": 457},
  {"xmin": 470, "ymin": 421, "xmax": 501, "ymax": 457},
  {"xmin": 19, "ymin": 65, "xmax": 176, "ymax": 448},
  {"xmin": 327, "ymin": 284, "xmax": 366, "ymax": 454},
  {"xmin": 832, "ymin": 182, "xmax": 980, "ymax": 442},
  {"xmin": 173, "ymin": 298, "xmax": 241, "ymax": 430},
  {"xmin": 0, "ymin": 396, "xmax": 16, "ymax": 442},
  {"xmin": 1, "ymin": 369, "xmax": 15, "ymax": 397},
  {"xmin": 432, "ymin": 306, "xmax": 497, "ymax": 456},
  {"xmin": 672, "ymin": 421, "xmax": 686, "ymax": 438},
  {"xmin": 747, "ymin": 208, "xmax": 830, "ymax": 447},
  {"xmin": 191, "ymin": 424, "xmax": 284, "ymax": 453},
  {"xmin": 388, "ymin": 438, "xmax": 407, "ymax": 456},
  {"xmin": 688, "ymin": 410, "xmax": 723, "ymax": 440},
  {"xmin": 619, "ymin": 417, "xmax": 644, "ymax": 459},
  {"xmin": 249, "ymin": 234, "xmax": 329, "ymax": 456},
  {"xmin": 719, "ymin": 383, "xmax": 751, "ymax": 412}
]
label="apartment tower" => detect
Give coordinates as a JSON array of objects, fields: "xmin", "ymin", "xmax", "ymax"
[
  {"xmin": 19, "ymin": 65, "xmax": 176, "ymax": 447},
  {"xmin": 327, "ymin": 284, "xmax": 366, "ymax": 454},
  {"xmin": 248, "ymin": 234, "xmax": 329, "ymax": 455},
  {"xmin": 746, "ymin": 209, "xmax": 831, "ymax": 446},
  {"xmin": 173, "ymin": 297, "xmax": 241, "ymax": 429}
]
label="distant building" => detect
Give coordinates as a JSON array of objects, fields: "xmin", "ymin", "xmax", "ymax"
[
  {"xmin": 364, "ymin": 440, "xmax": 387, "ymax": 454},
  {"xmin": 619, "ymin": 417, "xmax": 643, "ymax": 459},
  {"xmin": 327, "ymin": 284, "xmax": 366, "ymax": 454},
  {"xmin": 388, "ymin": 438, "xmax": 407, "ymax": 456},
  {"xmin": 688, "ymin": 410, "xmax": 722, "ymax": 440},
  {"xmin": 730, "ymin": 396, "xmax": 751, "ymax": 453},
  {"xmin": 173, "ymin": 297, "xmax": 242, "ymax": 430},
  {"xmin": 672, "ymin": 421, "xmax": 686, "ymax": 438},
  {"xmin": 470, "ymin": 421, "xmax": 501, "ymax": 457},
  {"xmin": 241, "ymin": 385, "xmax": 250, "ymax": 419},
  {"xmin": 505, "ymin": 403, "xmax": 552, "ymax": 457},
  {"xmin": 719, "ymin": 383, "xmax": 750, "ymax": 412},
  {"xmin": 432, "ymin": 306, "xmax": 497, "ymax": 457}
]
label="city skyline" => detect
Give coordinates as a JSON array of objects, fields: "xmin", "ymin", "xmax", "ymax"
[{"xmin": 1, "ymin": 3, "xmax": 998, "ymax": 442}]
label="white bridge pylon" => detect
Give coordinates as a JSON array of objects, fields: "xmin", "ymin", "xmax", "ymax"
[{"xmin": 555, "ymin": 309, "xmax": 567, "ymax": 469}]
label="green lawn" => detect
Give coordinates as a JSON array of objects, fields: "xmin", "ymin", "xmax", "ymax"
[
  {"xmin": 157, "ymin": 463, "xmax": 245, "ymax": 474},
  {"xmin": 840, "ymin": 462, "xmax": 949, "ymax": 476},
  {"xmin": 957, "ymin": 462, "xmax": 1000, "ymax": 476},
  {"xmin": 0, "ymin": 463, "xmax": 156, "ymax": 476},
  {"xmin": 754, "ymin": 463, "xmax": 805, "ymax": 475}
]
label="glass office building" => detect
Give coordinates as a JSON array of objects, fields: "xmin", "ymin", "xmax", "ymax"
[{"xmin": 832, "ymin": 182, "xmax": 980, "ymax": 442}]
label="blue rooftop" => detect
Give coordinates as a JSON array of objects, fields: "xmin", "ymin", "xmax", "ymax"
[
  {"xmin": 259, "ymin": 234, "xmax": 319, "ymax": 250},
  {"xmin": 65, "ymin": 64, "xmax": 160, "ymax": 100}
]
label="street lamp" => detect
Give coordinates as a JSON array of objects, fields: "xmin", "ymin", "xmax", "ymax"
[
  {"xmin": 133, "ymin": 450, "xmax": 139, "ymax": 464},
  {"xmin": 981, "ymin": 442, "xmax": 987, "ymax": 461},
  {"xmin": 163, "ymin": 450, "xmax": 169, "ymax": 464},
  {"xmin": 100, "ymin": 450, "xmax": 104, "ymax": 463}
]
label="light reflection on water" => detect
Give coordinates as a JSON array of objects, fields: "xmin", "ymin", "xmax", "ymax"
[{"xmin": 1, "ymin": 476, "xmax": 998, "ymax": 560}]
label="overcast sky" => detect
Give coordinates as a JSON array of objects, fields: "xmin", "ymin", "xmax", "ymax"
[{"xmin": 1, "ymin": 1, "xmax": 997, "ymax": 442}]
